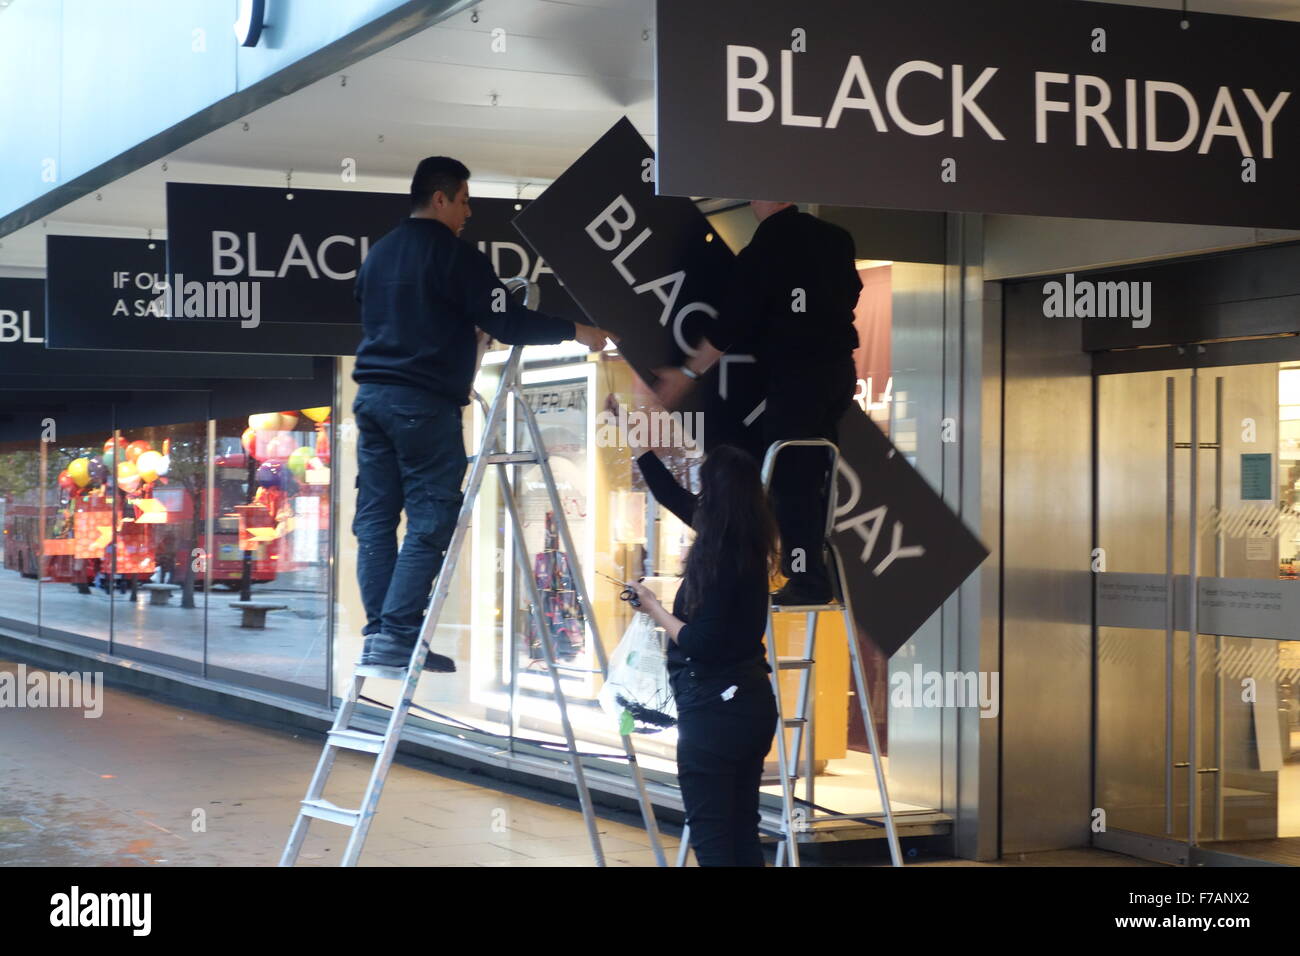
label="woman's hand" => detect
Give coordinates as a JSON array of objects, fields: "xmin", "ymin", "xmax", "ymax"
[
  {"xmin": 627, "ymin": 578, "xmax": 685, "ymax": 642},
  {"xmin": 626, "ymin": 578, "xmax": 660, "ymax": 612}
]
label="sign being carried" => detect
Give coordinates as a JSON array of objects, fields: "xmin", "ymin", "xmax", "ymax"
[
  {"xmin": 656, "ymin": 0, "xmax": 1300, "ymax": 229},
  {"xmin": 514, "ymin": 118, "xmax": 988, "ymax": 656}
]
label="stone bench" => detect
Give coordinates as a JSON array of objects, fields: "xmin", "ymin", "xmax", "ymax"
[
  {"xmin": 139, "ymin": 583, "xmax": 182, "ymax": 606},
  {"xmin": 229, "ymin": 601, "xmax": 289, "ymax": 629}
]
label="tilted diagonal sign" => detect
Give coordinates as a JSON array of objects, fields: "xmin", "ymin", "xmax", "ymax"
[{"xmin": 514, "ymin": 117, "xmax": 987, "ymax": 656}]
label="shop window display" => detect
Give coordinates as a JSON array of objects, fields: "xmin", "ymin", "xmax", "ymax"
[
  {"xmin": 0, "ymin": 399, "xmax": 333, "ymax": 698},
  {"xmin": 0, "ymin": 438, "xmax": 43, "ymax": 635},
  {"xmin": 205, "ymin": 410, "xmax": 333, "ymax": 694}
]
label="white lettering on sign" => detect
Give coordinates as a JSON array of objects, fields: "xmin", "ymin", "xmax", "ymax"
[
  {"xmin": 583, "ymin": 193, "xmax": 763, "ymax": 424},
  {"xmin": 210, "ymin": 231, "xmax": 371, "ymax": 280},
  {"xmin": 835, "ymin": 458, "xmax": 926, "ymax": 576},
  {"xmin": 0, "ymin": 309, "xmax": 43, "ymax": 343},
  {"xmin": 476, "ymin": 240, "xmax": 556, "ymax": 285},
  {"xmin": 726, "ymin": 44, "xmax": 1291, "ymax": 158}
]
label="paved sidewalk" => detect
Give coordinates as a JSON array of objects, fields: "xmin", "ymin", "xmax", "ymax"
[
  {"xmin": 0, "ymin": 660, "xmax": 669, "ymax": 867},
  {"xmin": 0, "ymin": 660, "xmax": 1152, "ymax": 868}
]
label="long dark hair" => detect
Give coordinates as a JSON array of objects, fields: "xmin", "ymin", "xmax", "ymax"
[{"xmin": 678, "ymin": 445, "xmax": 779, "ymax": 617}]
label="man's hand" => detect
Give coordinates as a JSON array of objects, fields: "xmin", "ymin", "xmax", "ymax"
[
  {"xmin": 573, "ymin": 323, "xmax": 611, "ymax": 351},
  {"xmin": 652, "ymin": 366, "xmax": 695, "ymax": 411}
]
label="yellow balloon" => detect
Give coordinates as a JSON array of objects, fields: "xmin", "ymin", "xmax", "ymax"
[
  {"xmin": 248, "ymin": 412, "xmax": 281, "ymax": 432},
  {"xmin": 117, "ymin": 461, "xmax": 141, "ymax": 493},
  {"xmin": 300, "ymin": 406, "xmax": 331, "ymax": 424},
  {"xmin": 136, "ymin": 450, "xmax": 163, "ymax": 483},
  {"xmin": 69, "ymin": 457, "xmax": 91, "ymax": 488}
]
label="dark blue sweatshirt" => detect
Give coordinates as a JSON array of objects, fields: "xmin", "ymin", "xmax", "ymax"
[{"xmin": 353, "ymin": 217, "xmax": 576, "ymax": 404}]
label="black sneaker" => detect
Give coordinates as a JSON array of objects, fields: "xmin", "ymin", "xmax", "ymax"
[{"xmin": 359, "ymin": 635, "xmax": 456, "ymax": 673}]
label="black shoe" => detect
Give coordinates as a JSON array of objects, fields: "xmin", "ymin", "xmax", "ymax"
[
  {"xmin": 360, "ymin": 635, "xmax": 456, "ymax": 673},
  {"xmin": 771, "ymin": 581, "xmax": 836, "ymax": 607}
]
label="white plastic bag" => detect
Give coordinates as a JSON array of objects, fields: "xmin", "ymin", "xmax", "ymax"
[{"xmin": 598, "ymin": 612, "xmax": 677, "ymax": 734}]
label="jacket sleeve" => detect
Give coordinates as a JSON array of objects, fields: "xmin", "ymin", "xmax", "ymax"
[
  {"xmin": 451, "ymin": 241, "xmax": 576, "ymax": 345},
  {"xmin": 636, "ymin": 452, "xmax": 696, "ymax": 526}
]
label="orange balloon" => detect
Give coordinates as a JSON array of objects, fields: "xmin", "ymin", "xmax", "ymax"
[{"xmin": 125, "ymin": 440, "xmax": 151, "ymax": 463}]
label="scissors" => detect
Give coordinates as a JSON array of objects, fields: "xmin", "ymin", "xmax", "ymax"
[{"xmin": 597, "ymin": 571, "xmax": 642, "ymax": 608}]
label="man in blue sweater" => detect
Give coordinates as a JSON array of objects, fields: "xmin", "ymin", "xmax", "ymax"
[{"xmin": 353, "ymin": 156, "xmax": 608, "ymax": 671}]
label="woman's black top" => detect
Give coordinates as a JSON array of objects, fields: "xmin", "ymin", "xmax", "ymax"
[{"xmin": 636, "ymin": 452, "xmax": 771, "ymax": 711}]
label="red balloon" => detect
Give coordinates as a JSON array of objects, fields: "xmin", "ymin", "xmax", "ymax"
[
  {"xmin": 125, "ymin": 440, "xmax": 151, "ymax": 463},
  {"xmin": 104, "ymin": 437, "xmax": 127, "ymax": 453}
]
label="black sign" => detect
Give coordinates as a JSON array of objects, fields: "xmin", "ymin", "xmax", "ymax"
[
  {"xmin": 832, "ymin": 408, "xmax": 988, "ymax": 656},
  {"xmin": 166, "ymin": 183, "xmax": 581, "ymax": 329},
  {"xmin": 44, "ymin": 235, "xmax": 357, "ymax": 357},
  {"xmin": 460, "ymin": 197, "xmax": 583, "ymax": 325},
  {"xmin": 657, "ymin": 0, "xmax": 1300, "ymax": 229},
  {"xmin": 516, "ymin": 118, "xmax": 988, "ymax": 655},
  {"xmin": 514, "ymin": 118, "xmax": 767, "ymax": 449},
  {"xmin": 0, "ymin": 270, "xmax": 308, "ymax": 381}
]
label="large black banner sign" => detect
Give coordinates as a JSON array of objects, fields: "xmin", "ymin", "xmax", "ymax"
[
  {"xmin": 657, "ymin": 0, "xmax": 1300, "ymax": 229},
  {"xmin": 44, "ymin": 235, "xmax": 356, "ymax": 357},
  {"xmin": 832, "ymin": 408, "xmax": 988, "ymax": 656},
  {"xmin": 515, "ymin": 118, "xmax": 987, "ymax": 655},
  {"xmin": 4, "ymin": 262, "xmax": 310, "ymax": 379},
  {"xmin": 166, "ymin": 183, "xmax": 581, "ymax": 329},
  {"xmin": 516, "ymin": 117, "xmax": 767, "ymax": 452}
]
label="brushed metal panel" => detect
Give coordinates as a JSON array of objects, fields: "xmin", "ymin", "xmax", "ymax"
[{"xmin": 1000, "ymin": 281, "xmax": 1094, "ymax": 853}]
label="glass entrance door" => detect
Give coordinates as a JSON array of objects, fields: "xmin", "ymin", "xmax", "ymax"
[{"xmin": 1096, "ymin": 359, "xmax": 1300, "ymax": 863}]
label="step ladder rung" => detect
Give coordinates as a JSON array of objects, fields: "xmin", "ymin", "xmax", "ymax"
[
  {"xmin": 770, "ymin": 602, "xmax": 843, "ymax": 613},
  {"xmin": 299, "ymin": 798, "xmax": 362, "ymax": 827},
  {"xmin": 782, "ymin": 716, "xmax": 808, "ymax": 728},
  {"xmin": 476, "ymin": 451, "xmax": 539, "ymax": 465},
  {"xmin": 761, "ymin": 772, "xmax": 800, "ymax": 785},
  {"xmin": 328, "ymin": 729, "xmax": 386, "ymax": 754},
  {"xmin": 354, "ymin": 663, "xmax": 409, "ymax": 680},
  {"xmin": 776, "ymin": 657, "xmax": 814, "ymax": 670}
]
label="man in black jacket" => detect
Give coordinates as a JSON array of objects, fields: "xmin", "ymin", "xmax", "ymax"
[
  {"xmin": 353, "ymin": 156, "xmax": 608, "ymax": 671},
  {"xmin": 654, "ymin": 201, "xmax": 861, "ymax": 606}
]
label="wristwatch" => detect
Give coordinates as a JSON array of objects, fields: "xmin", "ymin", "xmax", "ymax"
[{"xmin": 678, "ymin": 365, "xmax": 700, "ymax": 381}]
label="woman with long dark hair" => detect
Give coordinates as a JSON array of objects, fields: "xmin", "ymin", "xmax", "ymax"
[{"xmin": 626, "ymin": 440, "xmax": 780, "ymax": 867}]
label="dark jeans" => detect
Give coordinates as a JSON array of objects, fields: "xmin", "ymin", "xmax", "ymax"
[
  {"xmin": 762, "ymin": 358, "xmax": 856, "ymax": 593},
  {"xmin": 676, "ymin": 678, "xmax": 778, "ymax": 867},
  {"xmin": 353, "ymin": 383, "xmax": 466, "ymax": 649}
]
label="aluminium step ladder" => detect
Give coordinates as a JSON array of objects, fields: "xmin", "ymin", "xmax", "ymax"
[
  {"xmin": 281, "ymin": 284, "xmax": 666, "ymax": 868},
  {"xmin": 677, "ymin": 439, "xmax": 903, "ymax": 867}
]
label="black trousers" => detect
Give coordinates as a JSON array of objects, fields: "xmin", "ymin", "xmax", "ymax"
[
  {"xmin": 761, "ymin": 358, "xmax": 856, "ymax": 593},
  {"xmin": 676, "ymin": 680, "xmax": 778, "ymax": 867}
]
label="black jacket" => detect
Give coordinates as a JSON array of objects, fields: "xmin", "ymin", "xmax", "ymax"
[
  {"xmin": 353, "ymin": 217, "xmax": 575, "ymax": 404},
  {"xmin": 707, "ymin": 206, "xmax": 861, "ymax": 377},
  {"xmin": 636, "ymin": 452, "xmax": 771, "ymax": 711}
]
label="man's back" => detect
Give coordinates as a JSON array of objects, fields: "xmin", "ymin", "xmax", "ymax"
[
  {"xmin": 353, "ymin": 217, "xmax": 573, "ymax": 405},
  {"xmin": 715, "ymin": 207, "xmax": 861, "ymax": 373},
  {"xmin": 353, "ymin": 217, "xmax": 477, "ymax": 405}
]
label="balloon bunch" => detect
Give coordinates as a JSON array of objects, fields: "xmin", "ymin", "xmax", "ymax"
[
  {"xmin": 60, "ymin": 438, "xmax": 171, "ymax": 505},
  {"xmin": 239, "ymin": 408, "xmax": 331, "ymax": 489}
]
